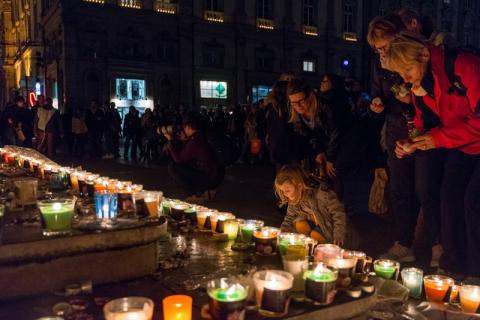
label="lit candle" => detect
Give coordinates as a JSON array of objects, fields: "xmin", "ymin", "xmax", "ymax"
[
  {"xmin": 302, "ymin": 262, "xmax": 338, "ymax": 305},
  {"xmin": 70, "ymin": 170, "xmax": 85, "ymax": 193},
  {"xmin": 211, "ymin": 212, "xmax": 235, "ymax": 234},
  {"xmin": 253, "ymin": 270, "xmax": 293, "ymax": 317},
  {"xmin": 95, "ymin": 191, "xmax": 118, "ymax": 220},
  {"xmin": 197, "ymin": 210, "xmax": 216, "ymax": 231},
  {"xmin": 171, "ymin": 203, "xmax": 190, "ymax": 221},
  {"xmin": 424, "ymin": 275, "xmax": 455, "ymax": 303},
  {"xmin": 207, "ymin": 278, "xmax": 248, "ymax": 319},
  {"xmin": 253, "ymin": 227, "xmax": 280, "ymax": 256},
  {"xmin": 224, "ymin": 219, "xmax": 239, "ymax": 240},
  {"xmin": 278, "ymin": 233, "xmax": 307, "ymax": 257},
  {"xmin": 460, "ymin": 285, "xmax": 480, "ymax": 314},
  {"xmin": 373, "ymin": 259, "xmax": 400, "ymax": 280},
  {"xmin": 94, "ymin": 177, "xmax": 108, "ymax": 193},
  {"xmin": 282, "ymin": 254, "xmax": 308, "ymax": 292},
  {"xmin": 134, "ymin": 191, "xmax": 162, "ymax": 218},
  {"xmin": 184, "ymin": 206, "xmax": 197, "ymax": 225},
  {"xmin": 314, "ymin": 244, "xmax": 343, "ymax": 263},
  {"xmin": 239, "ymin": 219, "xmax": 264, "ymax": 244},
  {"xmin": 327, "ymin": 257, "xmax": 356, "ymax": 279},
  {"xmin": 343, "ymin": 250, "xmax": 366, "ymax": 273},
  {"xmin": 162, "ymin": 295, "xmax": 192, "ymax": 320},
  {"xmin": 38, "ymin": 198, "xmax": 76, "ymax": 235},
  {"xmin": 401, "ymin": 268, "xmax": 423, "ymax": 299},
  {"xmin": 103, "ymin": 297, "xmax": 154, "ymax": 320}
]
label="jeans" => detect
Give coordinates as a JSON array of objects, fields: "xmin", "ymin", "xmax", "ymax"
[
  {"xmin": 440, "ymin": 150, "xmax": 480, "ymax": 276},
  {"xmin": 124, "ymin": 135, "xmax": 139, "ymax": 159}
]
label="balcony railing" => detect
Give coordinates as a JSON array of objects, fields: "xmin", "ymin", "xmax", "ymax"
[
  {"xmin": 118, "ymin": 0, "xmax": 141, "ymax": 9},
  {"xmin": 256, "ymin": 18, "xmax": 274, "ymax": 30},
  {"xmin": 204, "ymin": 10, "xmax": 224, "ymax": 23},
  {"xmin": 343, "ymin": 32, "xmax": 358, "ymax": 42},
  {"xmin": 83, "ymin": 0, "xmax": 106, "ymax": 3},
  {"xmin": 155, "ymin": 2, "xmax": 177, "ymax": 14},
  {"xmin": 303, "ymin": 25, "xmax": 318, "ymax": 36}
]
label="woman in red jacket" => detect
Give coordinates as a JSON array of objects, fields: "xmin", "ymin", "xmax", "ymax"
[{"xmin": 385, "ymin": 33, "xmax": 480, "ymax": 277}]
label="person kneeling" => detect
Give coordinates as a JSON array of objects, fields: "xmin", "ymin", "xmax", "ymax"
[
  {"xmin": 164, "ymin": 112, "xmax": 225, "ymax": 204},
  {"xmin": 276, "ymin": 164, "xmax": 346, "ymax": 246}
]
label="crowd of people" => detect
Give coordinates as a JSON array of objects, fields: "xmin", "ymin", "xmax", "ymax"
[{"xmin": 1, "ymin": 7, "xmax": 479, "ymax": 280}]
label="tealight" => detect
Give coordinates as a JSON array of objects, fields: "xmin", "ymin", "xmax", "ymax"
[
  {"xmin": 207, "ymin": 278, "xmax": 249, "ymax": 320},
  {"xmin": 373, "ymin": 259, "xmax": 400, "ymax": 280},
  {"xmin": 253, "ymin": 227, "xmax": 280, "ymax": 256},
  {"xmin": 401, "ymin": 267, "xmax": 423, "ymax": 299},
  {"xmin": 302, "ymin": 262, "xmax": 338, "ymax": 305},
  {"xmin": 253, "ymin": 270, "xmax": 293, "ymax": 317},
  {"xmin": 424, "ymin": 275, "xmax": 454, "ymax": 303},
  {"xmin": 460, "ymin": 285, "xmax": 480, "ymax": 314}
]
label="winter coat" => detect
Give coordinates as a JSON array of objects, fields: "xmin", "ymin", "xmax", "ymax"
[
  {"xmin": 413, "ymin": 46, "xmax": 480, "ymax": 154},
  {"xmin": 280, "ymin": 186, "xmax": 346, "ymax": 243}
]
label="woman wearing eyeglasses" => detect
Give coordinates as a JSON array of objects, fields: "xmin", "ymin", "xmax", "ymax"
[{"xmin": 384, "ymin": 34, "xmax": 480, "ymax": 278}]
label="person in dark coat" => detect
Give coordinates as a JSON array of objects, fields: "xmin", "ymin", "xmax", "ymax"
[
  {"xmin": 1, "ymin": 97, "xmax": 22, "ymax": 146},
  {"xmin": 104, "ymin": 101, "xmax": 122, "ymax": 159},
  {"xmin": 123, "ymin": 106, "xmax": 141, "ymax": 160},
  {"xmin": 15, "ymin": 96, "xmax": 35, "ymax": 148},
  {"xmin": 164, "ymin": 112, "xmax": 225, "ymax": 204},
  {"xmin": 34, "ymin": 97, "xmax": 62, "ymax": 158},
  {"xmin": 85, "ymin": 100, "xmax": 105, "ymax": 159}
]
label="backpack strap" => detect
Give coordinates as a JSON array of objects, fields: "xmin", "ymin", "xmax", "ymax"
[{"xmin": 444, "ymin": 47, "xmax": 468, "ymax": 96}]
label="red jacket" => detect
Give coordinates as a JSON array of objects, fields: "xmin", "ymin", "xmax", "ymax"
[{"xmin": 412, "ymin": 46, "xmax": 480, "ymax": 154}]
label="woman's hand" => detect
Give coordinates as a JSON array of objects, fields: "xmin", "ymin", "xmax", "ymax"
[
  {"xmin": 395, "ymin": 139, "xmax": 417, "ymax": 159},
  {"xmin": 326, "ymin": 161, "xmax": 336, "ymax": 178},
  {"xmin": 315, "ymin": 152, "xmax": 326, "ymax": 165},
  {"xmin": 333, "ymin": 239, "xmax": 344, "ymax": 247},
  {"xmin": 411, "ymin": 133, "xmax": 436, "ymax": 151}
]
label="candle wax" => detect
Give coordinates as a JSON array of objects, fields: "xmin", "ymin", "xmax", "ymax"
[
  {"xmin": 41, "ymin": 205, "xmax": 73, "ymax": 231},
  {"xmin": 461, "ymin": 296, "xmax": 480, "ymax": 313},
  {"xmin": 240, "ymin": 225, "xmax": 255, "ymax": 242},
  {"xmin": 425, "ymin": 281, "xmax": 450, "ymax": 302},
  {"xmin": 304, "ymin": 270, "xmax": 337, "ymax": 282},
  {"xmin": 209, "ymin": 288, "xmax": 247, "ymax": 302},
  {"xmin": 374, "ymin": 264, "xmax": 396, "ymax": 279}
]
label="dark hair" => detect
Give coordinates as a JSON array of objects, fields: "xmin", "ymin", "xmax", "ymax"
[
  {"xmin": 182, "ymin": 111, "xmax": 202, "ymax": 131},
  {"xmin": 323, "ymin": 73, "xmax": 344, "ymax": 90},
  {"xmin": 367, "ymin": 13, "xmax": 405, "ymax": 46},
  {"xmin": 15, "ymin": 96, "xmax": 25, "ymax": 103},
  {"xmin": 287, "ymin": 77, "xmax": 312, "ymax": 97},
  {"xmin": 397, "ymin": 8, "xmax": 421, "ymax": 32}
]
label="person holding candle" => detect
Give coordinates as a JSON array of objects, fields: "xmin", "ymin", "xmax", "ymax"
[
  {"xmin": 164, "ymin": 112, "xmax": 225, "ymax": 205},
  {"xmin": 275, "ymin": 164, "xmax": 348, "ymax": 246},
  {"xmin": 384, "ymin": 33, "xmax": 480, "ymax": 277}
]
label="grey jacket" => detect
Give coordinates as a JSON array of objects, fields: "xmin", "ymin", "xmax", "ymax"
[{"xmin": 280, "ymin": 186, "xmax": 346, "ymax": 243}]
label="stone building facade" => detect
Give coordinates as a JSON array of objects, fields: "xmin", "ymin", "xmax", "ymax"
[{"xmin": 1, "ymin": 0, "xmax": 479, "ymax": 116}]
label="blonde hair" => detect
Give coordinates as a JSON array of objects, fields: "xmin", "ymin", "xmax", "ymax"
[
  {"xmin": 286, "ymin": 78, "xmax": 317, "ymax": 123},
  {"xmin": 367, "ymin": 13, "xmax": 405, "ymax": 47},
  {"xmin": 383, "ymin": 33, "xmax": 427, "ymax": 73},
  {"xmin": 274, "ymin": 165, "xmax": 312, "ymax": 206}
]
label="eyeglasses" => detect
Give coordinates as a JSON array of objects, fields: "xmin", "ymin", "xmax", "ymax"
[{"xmin": 289, "ymin": 97, "xmax": 307, "ymax": 107}]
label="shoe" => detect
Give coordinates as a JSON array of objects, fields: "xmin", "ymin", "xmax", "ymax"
[
  {"xmin": 184, "ymin": 194, "xmax": 206, "ymax": 205},
  {"xmin": 379, "ymin": 242, "xmax": 416, "ymax": 263},
  {"xmin": 430, "ymin": 244, "xmax": 444, "ymax": 268}
]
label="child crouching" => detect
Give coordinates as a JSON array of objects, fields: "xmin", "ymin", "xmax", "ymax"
[{"xmin": 275, "ymin": 164, "xmax": 347, "ymax": 246}]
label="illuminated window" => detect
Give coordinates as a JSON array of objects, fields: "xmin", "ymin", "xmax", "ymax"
[
  {"xmin": 115, "ymin": 79, "xmax": 146, "ymax": 100},
  {"xmin": 200, "ymin": 80, "xmax": 227, "ymax": 99},
  {"xmin": 83, "ymin": 0, "xmax": 105, "ymax": 3},
  {"xmin": 303, "ymin": 60, "xmax": 315, "ymax": 72},
  {"xmin": 251, "ymin": 85, "xmax": 271, "ymax": 103},
  {"xmin": 344, "ymin": 2, "xmax": 354, "ymax": 33},
  {"xmin": 118, "ymin": 0, "xmax": 142, "ymax": 9},
  {"xmin": 155, "ymin": 0, "xmax": 177, "ymax": 14}
]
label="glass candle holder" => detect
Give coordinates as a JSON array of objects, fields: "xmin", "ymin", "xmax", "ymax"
[
  {"xmin": 94, "ymin": 178, "xmax": 108, "ymax": 193},
  {"xmin": 282, "ymin": 253, "xmax": 309, "ymax": 292},
  {"xmin": 133, "ymin": 191, "xmax": 163, "ymax": 218},
  {"xmin": 106, "ymin": 179, "xmax": 119, "ymax": 192},
  {"xmin": 313, "ymin": 244, "xmax": 343, "ymax": 263},
  {"xmin": 373, "ymin": 259, "xmax": 400, "ymax": 280},
  {"xmin": 304, "ymin": 237, "xmax": 318, "ymax": 257},
  {"xmin": 211, "ymin": 212, "xmax": 235, "ymax": 234},
  {"xmin": 401, "ymin": 267, "xmax": 423, "ymax": 299},
  {"xmin": 253, "ymin": 227, "xmax": 280, "ymax": 256},
  {"xmin": 184, "ymin": 206, "xmax": 197, "ymax": 225},
  {"xmin": 424, "ymin": 275, "xmax": 455, "ymax": 303},
  {"xmin": 117, "ymin": 184, "xmax": 142, "ymax": 214},
  {"xmin": 460, "ymin": 285, "xmax": 480, "ymax": 314},
  {"xmin": 239, "ymin": 219, "xmax": 264, "ymax": 244},
  {"xmin": 253, "ymin": 270, "xmax": 294, "ymax": 318},
  {"xmin": 343, "ymin": 250, "xmax": 367, "ymax": 274},
  {"xmin": 104, "ymin": 296, "xmax": 154, "ymax": 320},
  {"xmin": 302, "ymin": 262, "xmax": 338, "ymax": 305},
  {"xmin": 95, "ymin": 191, "xmax": 118, "ymax": 221},
  {"xmin": 38, "ymin": 197, "xmax": 76, "ymax": 236},
  {"xmin": 224, "ymin": 219, "xmax": 239, "ymax": 240},
  {"xmin": 278, "ymin": 233, "xmax": 307, "ymax": 257},
  {"xmin": 171, "ymin": 203, "xmax": 190, "ymax": 221},
  {"xmin": 207, "ymin": 278, "xmax": 249, "ymax": 320},
  {"xmin": 162, "ymin": 295, "xmax": 192, "ymax": 320},
  {"xmin": 327, "ymin": 257, "xmax": 356, "ymax": 279},
  {"xmin": 197, "ymin": 210, "xmax": 217, "ymax": 231},
  {"xmin": 70, "ymin": 170, "xmax": 85, "ymax": 193},
  {"xmin": 14, "ymin": 178, "xmax": 38, "ymax": 206}
]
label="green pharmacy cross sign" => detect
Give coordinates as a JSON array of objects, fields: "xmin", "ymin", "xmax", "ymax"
[{"xmin": 215, "ymin": 82, "xmax": 226, "ymax": 98}]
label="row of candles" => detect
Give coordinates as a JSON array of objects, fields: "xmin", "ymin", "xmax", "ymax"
[{"xmin": 5, "ymin": 148, "xmax": 478, "ymax": 318}]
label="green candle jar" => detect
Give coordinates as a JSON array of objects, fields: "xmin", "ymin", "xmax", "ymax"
[
  {"xmin": 38, "ymin": 197, "xmax": 76, "ymax": 236},
  {"xmin": 278, "ymin": 232, "xmax": 307, "ymax": 256},
  {"xmin": 239, "ymin": 219, "xmax": 264, "ymax": 244},
  {"xmin": 302, "ymin": 262, "xmax": 338, "ymax": 305},
  {"xmin": 374, "ymin": 259, "xmax": 400, "ymax": 280},
  {"xmin": 207, "ymin": 278, "xmax": 249, "ymax": 320}
]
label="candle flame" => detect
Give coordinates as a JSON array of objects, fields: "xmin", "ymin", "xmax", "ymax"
[{"xmin": 52, "ymin": 203, "xmax": 62, "ymax": 210}]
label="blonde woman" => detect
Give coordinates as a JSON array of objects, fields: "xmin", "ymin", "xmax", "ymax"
[
  {"xmin": 276, "ymin": 164, "xmax": 346, "ymax": 246},
  {"xmin": 384, "ymin": 34, "xmax": 480, "ymax": 278}
]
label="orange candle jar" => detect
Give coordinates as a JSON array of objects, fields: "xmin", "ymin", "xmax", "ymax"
[
  {"xmin": 424, "ymin": 275, "xmax": 454, "ymax": 303},
  {"xmin": 94, "ymin": 177, "xmax": 108, "ymax": 192},
  {"xmin": 253, "ymin": 227, "xmax": 280, "ymax": 256},
  {"xmin": 162, "ymin": 295, "xmax": 192, "ymax": 320},
  {"xmin": 460, "ymin": 285, "xmax": 480, "ymax": 314}
]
